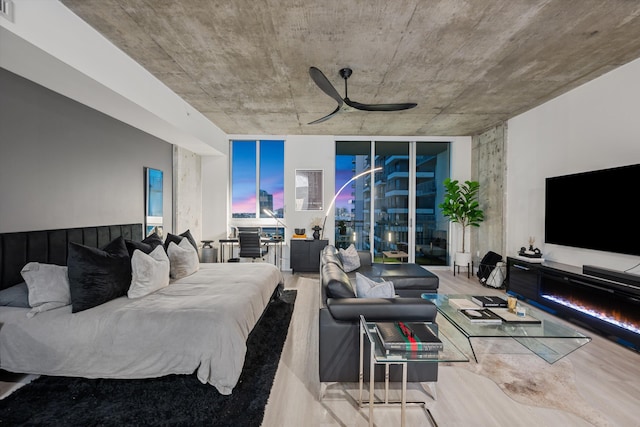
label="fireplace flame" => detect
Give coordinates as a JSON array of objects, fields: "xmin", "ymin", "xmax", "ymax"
[{"xmin": 541, "ymin": 294, "xmax": 640, "ymax": 335}]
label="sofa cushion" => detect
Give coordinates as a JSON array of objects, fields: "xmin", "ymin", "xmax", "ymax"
[
  {"xmin": 355, "ymin": 272, "xmax": 395, "ymax": 298},
  {"xmin": 378, "ymin": 263, "xmax": 439, "ymax": 293},
  {"xmin": 326, "ymin": 297, "xmax": 437, "ymax": 322},
  {"xmin": 321, "ymin": 262, "xmax": 355, "ymax": 298},
  {"xmin": 321, "ymin": 245, "xmax": 344, "ymax": 270}
]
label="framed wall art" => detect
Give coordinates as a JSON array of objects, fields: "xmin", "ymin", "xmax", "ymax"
[
  {"xmin": 144, "ymin": 167, "xmax": 163, "ymax": 237},
  {"xmin": 295, "ymin": 169, "xmax": 323, "ymax": 211}
]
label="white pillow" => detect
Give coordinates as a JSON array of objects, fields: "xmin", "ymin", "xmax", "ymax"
[
  {"xmin": 355, "ymin": 272, "xmax": 395, "ymax": 298},
  {"xmin": 20, "ymin": 262, "xmax": 71, "ymax": 318},
  {"xmin": 339, "ymin": 244, "xmax": 361, "ymax": 272},
  {"xmin": 128, "ymin": 246, "xmax": 170, "ymax": 298},
  {"xmin": 167, "ymin": 238, "xmax": 200, "ymax": 280}
]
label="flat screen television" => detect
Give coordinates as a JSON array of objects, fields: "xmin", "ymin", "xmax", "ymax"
[{"xmin": 545, "ymin": 163, "xmax": 640, "ymax": 256}]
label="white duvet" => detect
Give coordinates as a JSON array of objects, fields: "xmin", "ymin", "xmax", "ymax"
[{"xmin": 0, "ymin": 263, "xmax": 283, "ymax": 395}]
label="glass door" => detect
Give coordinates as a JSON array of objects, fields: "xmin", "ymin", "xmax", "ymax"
[
  {"xmin": 335, "ymin": 140, "xmax": 450, "ymax": 265},
  {"xmin": 373, "ymin": 142, "xmax": 409, "ymax": 262},
  {"xmin": 414, "ymin": 142, "xmax": 450, "ymax": 266},
  {"xmin": 335, "ymin": 141, "xmax": 372, "ymax": 250}
]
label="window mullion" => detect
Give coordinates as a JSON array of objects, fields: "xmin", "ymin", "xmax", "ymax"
[{"xmin": 255, "ymin": 140, "xmax": 261, "ymax": 218}]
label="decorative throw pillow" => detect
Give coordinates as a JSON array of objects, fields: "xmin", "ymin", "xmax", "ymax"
[
  {"xmin": 68, "ymin": 236, "xmax": 132, "ymax": 313},
  {"xmin": 164, "ymin": 230, "xmax": 198, "ymax": 252},
  {"xmin": 125, "ymin": 232, "xmax": 164, "ymax": 258},
  {"xmin": 128, "ymin": 245, "xmax": 170, "ymax": 298},
  {"xmin": 355, "ymin": 272, "xmax": 395, "ymax": 298},
  {"xmin": 20, "ymin": 263, "xmax": 71, "ymax": 317},
  {"xmin": 339, "ymin": 244, "xmax": 361, "ymax": 272},
  {"xmin": 167, "ymin": 237, "xmax": 200, "ymax": 280},
  {"xmin": 0, "ymin": 282, "xmax": 30, "ymax": 308}
]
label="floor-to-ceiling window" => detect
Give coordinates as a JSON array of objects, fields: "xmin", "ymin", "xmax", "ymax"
[
  {"xmin": 374, "ymin": 142, "xmax": 409, "ymax": 259},
  {"xmin": 335, "ymin": 141, "xmax": 372, "ymax": 250},
  {"xmin": 335, "ymin": 140, "xmax": 450, "ymax": 265}
]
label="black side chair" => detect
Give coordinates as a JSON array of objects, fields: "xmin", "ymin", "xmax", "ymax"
[{"xmin": 238, "ymin": 232, "xmax": 268, "ymax": 262}]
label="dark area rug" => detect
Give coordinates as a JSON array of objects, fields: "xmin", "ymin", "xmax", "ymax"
[{"xmin": 0, "ymin": 289, "xmax": 296, "ymax": 427}]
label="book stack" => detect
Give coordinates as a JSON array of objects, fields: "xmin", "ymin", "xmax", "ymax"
[
  {"xmin": 375, "ymin": 322, "xmax": 443, "ymax": 352},
  {"xmin": 459, "ymin": 308, "xmax": 502, "ymax": 324},
  {"xmin": 471, "ymin": 295, "xmax": 507, "ymax": 308}
]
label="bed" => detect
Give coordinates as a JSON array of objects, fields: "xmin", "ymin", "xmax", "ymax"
[{"xmin": 0, "ymin": 224, "xmax": 284, "ymax": 395}]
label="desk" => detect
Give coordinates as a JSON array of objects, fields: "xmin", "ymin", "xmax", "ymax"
[{"xmin": 219, "ymin": 238, "xmax": 283, "ymax": 269}]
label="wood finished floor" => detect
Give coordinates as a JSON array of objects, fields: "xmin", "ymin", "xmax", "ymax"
[
  {"xmin": 262, "ymin": 269, "xmax": 640, "ymax": 427},
  {"xmin": 1, "ymin": 268, "xmax": 639, "ymax": 426}
]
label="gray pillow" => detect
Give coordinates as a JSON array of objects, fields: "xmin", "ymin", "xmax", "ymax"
[
  {"xmin": 339, "ymin": 244, "xmax": 361, "ymax": 272},
  {"xmin": 355, "ymin": 272, "xmax": 395, "ymax": 298},
  {"xmin": 0, "ymin": 282, "xmax": 30, "ymax": 308},
  {"xmin": 167, "ymin": 238, "xmax": 199, "ymax": 280},
  {"xmin": 128, "ymin": 246, "xmax": 170, "ymax": 298},
  {"xmin": 21, "ymin": 262, "xmax": 71, "ymax": 318}
]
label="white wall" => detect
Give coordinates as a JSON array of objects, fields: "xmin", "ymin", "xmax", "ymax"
[
  {"xmin": 201, "ymin": 150, "xmax": 231, "ymax": 244},
  {"xmin": 506, "ymin": 57, "xmax": 640, "ymax": 271}
]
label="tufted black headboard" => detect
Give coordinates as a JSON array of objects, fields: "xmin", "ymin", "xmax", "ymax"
[{"xmin": 0, "ymin": 223, "xmax": 143, "ymax": 290}]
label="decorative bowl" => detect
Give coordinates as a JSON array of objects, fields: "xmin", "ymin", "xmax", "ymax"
[{"xmin": 295, "ymin": 228, "xmax": 305, "ymax": 235}]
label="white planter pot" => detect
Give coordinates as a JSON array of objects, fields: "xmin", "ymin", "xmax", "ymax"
[{"xmin": 455, "ymin": 251, "xmax": 472, "ymax": 266}]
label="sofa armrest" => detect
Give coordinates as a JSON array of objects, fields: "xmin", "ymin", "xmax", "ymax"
[{"xmin": 326, "ymin": 297, "xmax": 437, "ymax": 322}]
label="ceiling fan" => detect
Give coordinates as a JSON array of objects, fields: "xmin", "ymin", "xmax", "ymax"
[{"xmin": 308, "ymin": 66, "xmax": 417, "ymax": 124}]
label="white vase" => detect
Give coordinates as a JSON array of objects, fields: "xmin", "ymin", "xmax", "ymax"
[{"xmin": 455, "ymin": 251, "xmax": 472, "ymax": 266}]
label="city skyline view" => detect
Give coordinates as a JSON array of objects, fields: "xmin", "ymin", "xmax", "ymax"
[{"xmin": 231, "ymin": 140, "xmax": 284, "ymax": 217}]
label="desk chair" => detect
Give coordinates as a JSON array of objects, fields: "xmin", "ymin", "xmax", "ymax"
[{"xmin": 238, "ymin": 232, "xmax": 268, "ymax": 262}]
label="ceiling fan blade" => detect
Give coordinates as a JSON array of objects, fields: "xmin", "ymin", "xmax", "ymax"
[
  {"xmin": 344, "ymin": 98, "xmax": 417, "ymax": 112},
  {"xmin": 307, "ymin": 105, "xmax": 341, "ymax": 125},
  {"xmin": 309, "ymin": 67, "xmax": 344, "ymax": 106}
]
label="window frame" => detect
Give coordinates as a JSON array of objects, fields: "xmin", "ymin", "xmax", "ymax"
[{"xmin": 229, "ymin": 139, "xmax": 285, "ymax": 231}]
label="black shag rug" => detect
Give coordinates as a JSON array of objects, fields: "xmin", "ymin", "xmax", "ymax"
[{"xmin": 0, "ymin": 289, "xmax": 296, "ymax": 426}]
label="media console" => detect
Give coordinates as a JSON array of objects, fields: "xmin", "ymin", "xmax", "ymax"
[
  {"xmin": 582, "ymin": 264, "xmax": 640, "ymax": 287},
  {"xmin": 506, "ymin": 257, "xmax": 640, "ymax": 352}
]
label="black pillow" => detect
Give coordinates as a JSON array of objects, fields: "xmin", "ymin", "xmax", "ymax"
[
  {"xmin": 125, "ymin": 232, "xmax": 164, "ymax": 257},
  {"xmin": 68, "ymin": 236, "xmax": 132, "ymax": 313},
  {"xmin": 164, "ymin": 229, "xmax": 198, "ymax": 252}
]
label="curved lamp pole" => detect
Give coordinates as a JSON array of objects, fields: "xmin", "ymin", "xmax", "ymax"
[{"xmin": 321, "ymin": 166, "xmax": 382, "ymax": 239}]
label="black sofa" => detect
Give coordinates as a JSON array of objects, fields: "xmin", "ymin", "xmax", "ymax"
[{"xmin": 319, "ymin": 245, "xmax": 440, "ymax": 383}]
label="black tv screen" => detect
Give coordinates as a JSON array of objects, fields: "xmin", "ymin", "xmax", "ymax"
[{"xmin": 545, "ymin": 164, "xmax": 640, "ymax": 256}]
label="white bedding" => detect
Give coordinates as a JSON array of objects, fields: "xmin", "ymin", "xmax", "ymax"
[{"xmin": 0, "ymin": 262, "xmax": 283, "ymax": 395}]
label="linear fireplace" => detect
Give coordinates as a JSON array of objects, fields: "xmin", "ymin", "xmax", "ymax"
[{"xmin": 507, "ymin": 257, "xmax": 640, "ymax": 351}]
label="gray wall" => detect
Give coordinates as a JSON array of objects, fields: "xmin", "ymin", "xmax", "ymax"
[
  {"xmin": 472, "ymin": 124, "xmax": 507, "ymax": 260},
  {"xmin": 0, "ymin": 68, "xmax": 173, "ymax": 233}
]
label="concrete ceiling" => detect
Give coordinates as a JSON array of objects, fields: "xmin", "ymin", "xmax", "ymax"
[{"xmin": 61, "ymin": 0, "xmax": 640, "ymax": 137}]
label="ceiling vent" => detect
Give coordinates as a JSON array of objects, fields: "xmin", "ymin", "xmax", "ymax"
[{"xmin": 0, "ymin": 0, "xmax": 14, "ymax": 22}]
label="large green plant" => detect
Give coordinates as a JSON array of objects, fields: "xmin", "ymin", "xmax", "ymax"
[{"xmin": 438, "ymin": 178, "xmax": 484, "ymax": 253}]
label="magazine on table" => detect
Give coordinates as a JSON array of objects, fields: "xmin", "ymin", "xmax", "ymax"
[
  {"xmin": 459, "ymin": 308, "xmax": 502, "ymax": 324},
  {"xmin": 448, "ymin": 298, "xmax": 480, "ymax": 310},
  {"xmin": 375, "ymin": 321, "xmax": 443, "ymax": 352}
]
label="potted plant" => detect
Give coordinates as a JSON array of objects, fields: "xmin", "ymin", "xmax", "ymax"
[{"xmin": 438, "ymin": 178, "xmax": 484, "ymax": 267}]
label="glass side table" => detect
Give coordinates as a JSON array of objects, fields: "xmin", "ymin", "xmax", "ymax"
[{"xmin": 359, "ymin": 316, "xmax": 468, "ymax": 427}]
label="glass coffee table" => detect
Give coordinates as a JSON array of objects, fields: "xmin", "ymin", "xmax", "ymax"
[
  {"xmin": 421, "ymin": 294, "xmax": 591, "ymax": 364},
  {"xmin": 359, "ymin": 316, "xmax": 468, "ymax": 427}
]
